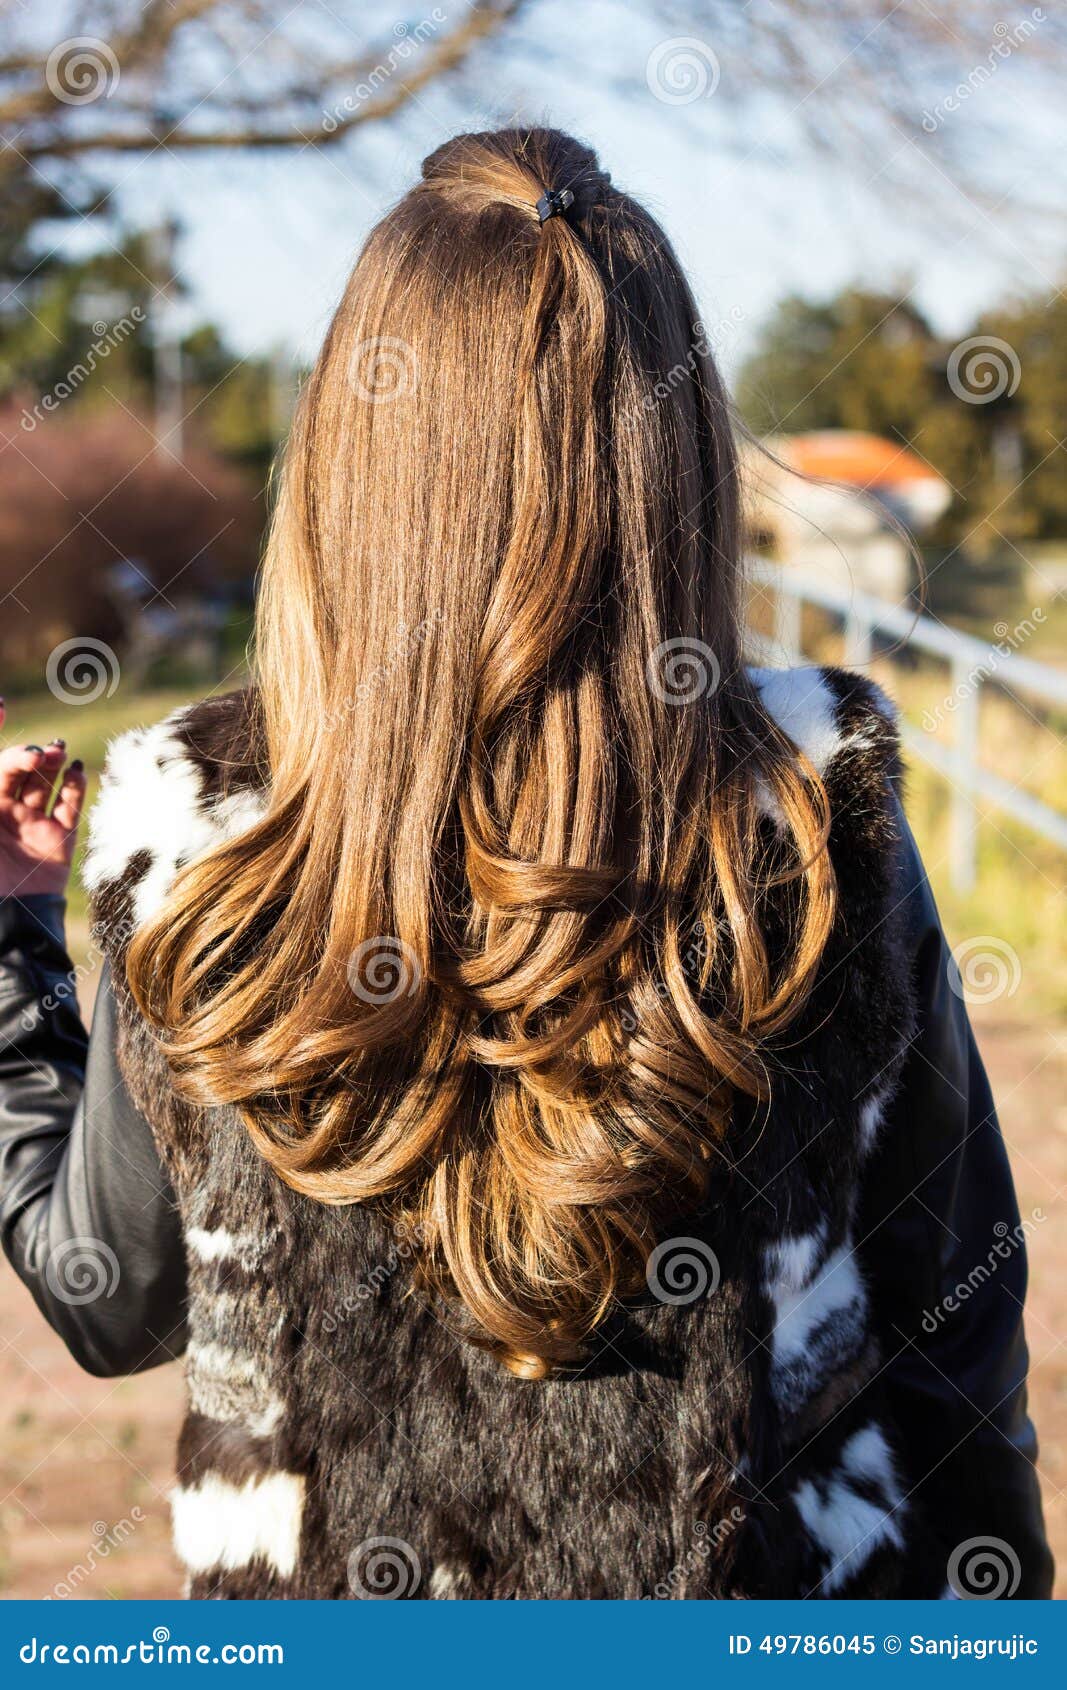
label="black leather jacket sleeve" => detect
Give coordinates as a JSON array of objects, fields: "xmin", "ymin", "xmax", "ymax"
[
  {"xmin": 0, "ymin": 894, "xmax": 187, "ymax": 1376},
  {"xmin": 856, "ymin": 810, "xmax": 1053, "ymax": 1597}
]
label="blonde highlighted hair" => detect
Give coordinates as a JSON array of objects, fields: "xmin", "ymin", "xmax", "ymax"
[{"xmin": 128, "ymin": 128, "xmax": 835, "ymax": 1376}]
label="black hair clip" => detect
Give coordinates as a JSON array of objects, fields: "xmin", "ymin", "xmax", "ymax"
[{"xmin": 536, "ymin": 186, "xmax": 575, "ymax": 224}]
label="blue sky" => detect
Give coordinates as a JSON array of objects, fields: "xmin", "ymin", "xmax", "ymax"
[{"xmin": 43, "ymin": 0, "xmax": 1066, "ymax": 380}]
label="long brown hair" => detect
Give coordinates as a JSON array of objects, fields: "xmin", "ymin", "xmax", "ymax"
[{"xmin": 128, "ymin": 128, "xmax": 835, "ymax": 1377}]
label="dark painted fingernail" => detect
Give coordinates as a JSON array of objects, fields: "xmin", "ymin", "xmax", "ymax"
[
  {"xmin": 25, "ymin": 744, "xmax": 44, "ymax": 753},
  {"xmin": 70, "ymin": 759, "xmax": 84, "ymax": 773}
]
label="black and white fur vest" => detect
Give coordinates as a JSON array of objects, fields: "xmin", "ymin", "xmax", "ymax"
[{"xmin": 84, "ymin": 667, "xmax": 926, "ymax": 1601}]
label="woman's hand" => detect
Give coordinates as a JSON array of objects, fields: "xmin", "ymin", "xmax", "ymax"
[{"xmin": 0, "ymin": 700, "xmax": 87, "ymax": 899}]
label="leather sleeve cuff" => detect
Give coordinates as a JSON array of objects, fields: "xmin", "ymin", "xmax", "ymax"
[{"xmin": 0, "ymin": 894, "xmax": 69, "ymax": 958}]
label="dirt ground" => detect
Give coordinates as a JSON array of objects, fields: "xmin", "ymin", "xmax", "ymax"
[{"xmin": 0, "ymin": 1013, "xmax": 1064, "ymax": 1601}]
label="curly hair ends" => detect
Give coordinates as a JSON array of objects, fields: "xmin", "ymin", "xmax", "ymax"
[{"xmin": 127, "ymin": 127, "xmax": 836, "ymax": 1377}]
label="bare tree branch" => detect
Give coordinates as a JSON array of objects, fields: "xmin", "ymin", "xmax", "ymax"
[
  {"xmin": 0, "ymin": 1, "xmax": 528, "ymax": 165},
  {"xmin": 0, "ymin": 0, "xmax": 1061, "ymax": 235}
]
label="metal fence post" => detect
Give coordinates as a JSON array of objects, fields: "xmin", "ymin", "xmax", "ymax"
[
  {"xmin": 950, "ymin": 655, "xmax": 978, "ymax": 895},
  {"xmin": 844, "ymin": 607, "xmax": 872, "ymax": 669},
  {"xmin": 774, "ymin": 582, "xmax": 801, "ymax": 663},
  {"xmin": 746, "ymin": 561, "xmax": 1067, "ymax": 883}
]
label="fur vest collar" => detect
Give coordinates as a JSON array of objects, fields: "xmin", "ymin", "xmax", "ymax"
[{"xmin": 84, "ymin": 666, "xmax": 927, "ymax": 1600}]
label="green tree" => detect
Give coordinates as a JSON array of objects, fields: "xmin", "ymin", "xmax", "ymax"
[
  {"xmin": 736, "ymin": 290, "xmax": 936, "ymax": 440},
  {"xmin": 0, "ymin": 237, "xmax": 281, "ymax": 472}
]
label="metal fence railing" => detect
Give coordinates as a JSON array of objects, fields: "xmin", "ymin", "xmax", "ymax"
[{"xmin": 747, "ymin": 560, "xmax": 1067, "ymax": 893}]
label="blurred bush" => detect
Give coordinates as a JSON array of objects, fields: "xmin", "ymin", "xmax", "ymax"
[{"xmin": 0, "ymin": 402, "xmax": 260, "ymax": 678}]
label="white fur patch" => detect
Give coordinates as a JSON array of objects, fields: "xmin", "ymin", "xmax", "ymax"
[
  {"xmin": 214, "ymin": 788, "xmax": 269, "ymax": 840},
  {"xmin": 840, "ymin": 1423, "xmax": 899, "ymax": 1492},
  {"xmin": 82, "ymin": 713, "xmax": 266, "ymax": 929},
  {"xmin": 187, "ymin": 1226, "xmax": 272, "ymax": 1270},
  {"xmin": 429, "ymin": 1561, "xmax": 465, "ymax": 1599},
  {"xmin": 171, "ymin": 1471, "xmax": 305, "ymax": 1577},
  {"xmin": 749, "ymin": 666, "xmax": 895, "ymax": 824},
  {"xmin": 763, "ymin": 1225, "xmax": 826, "ymax": 1294},
  {"xmin": 794, "ymin": 1423, "xmax": 904, "ymax": 1594},
  {"xmin": 750, "ymin": 667, "xmax": 843, "ymax": 775},
  {"xmin": 858, "ymin": 1086, "xmax": 892, "ymax": 1155},
  {"xmin": 767, "ymin": 1241, "xmax": 865, "ymax": 1362}
]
